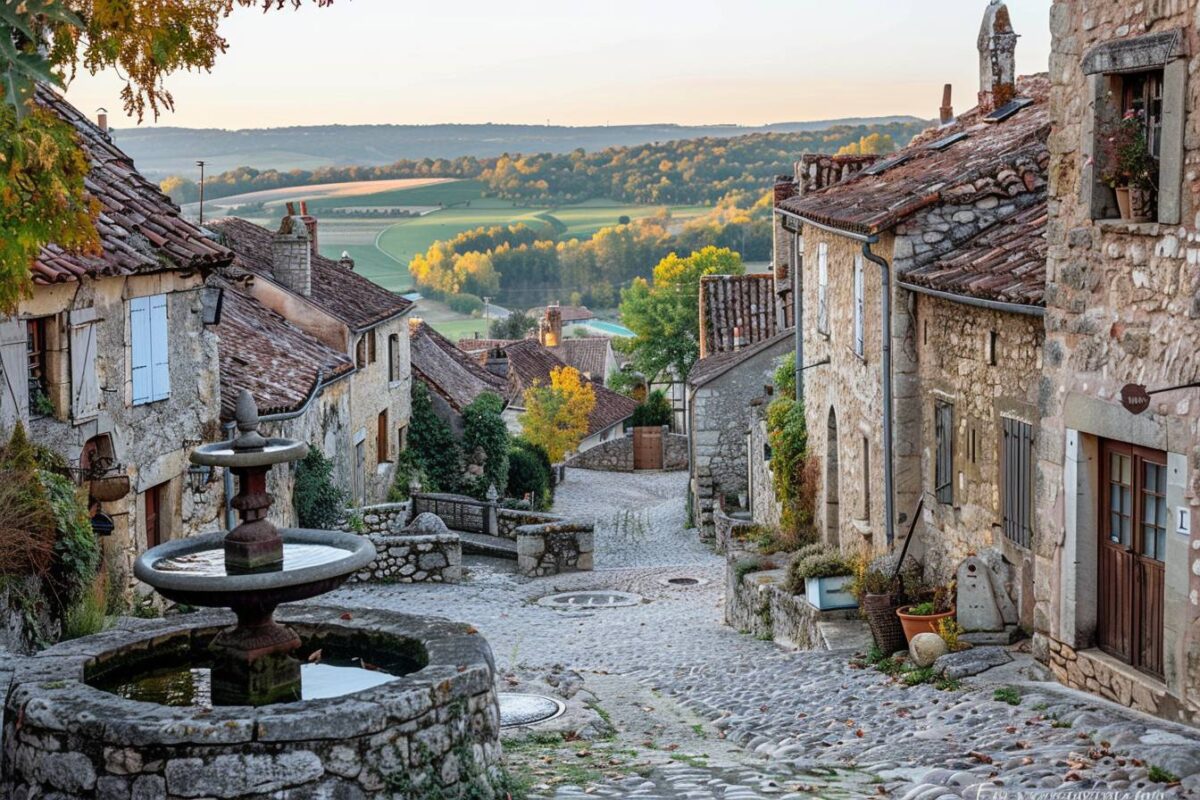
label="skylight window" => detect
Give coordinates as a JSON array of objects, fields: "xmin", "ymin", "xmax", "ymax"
[
  {"xmin": 983, "ymin": 97, "xmax": 1033, "ymax": 123},
  {"xmin": 862, "ymin": 153, "xmax": 914, "ymax": 176},
  {"xmin": 926, "ymin": 132, "xmax": 968, "ymax": 150}
]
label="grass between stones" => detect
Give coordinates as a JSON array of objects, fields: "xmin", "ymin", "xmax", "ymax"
[
  {"xmin": 993, "ymin": 686, "xmax": 1022, "ymax": 706},
  {"xmin": 850, "ymin": 645, "xmax": 963, "ymax": 691}
]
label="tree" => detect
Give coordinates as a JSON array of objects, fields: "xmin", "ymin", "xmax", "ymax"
[
  {"xmin": 459, "ymin": 392, "xmax": 509, "ymax": 498},
  {"xmin": 628, "ymin": 389, "xmax": 672, "ymax": 429},
  {"xmin": 490, "ymin": 310, "xmax": 537, "ymax": 340},
  {"xmin": 619, "ymin": 246, "xmax": 743, "ymax": 383},
  {"xmin": 0, "ymin": 1, "xmax": 333, "ymax": 313},
  {"xmin": 408, "ymin": 381, "xmax": 462, "ymax": 492},
  {"xmin": 160, "ymin": 176, "xmax": 200, "ymax": 205},
  {"xmin": 519, "ymin": 366, "xmax": 596, "ymax": 462},
  {"xmin": 293, "ymin": 448, "xmax": 346, "ymax": 529}
]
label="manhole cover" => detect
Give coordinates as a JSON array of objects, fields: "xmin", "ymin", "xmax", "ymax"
[
  {"xmin": 657, "ymin": 576, "xmax": 710, "ymax": 588},
  {"xmin": 499, "ymin": 693, "xmax": 565, "ymax": 727},
  {"xmin": 537, "ymin": 590, "xmax": 643, "ymax": 609}
]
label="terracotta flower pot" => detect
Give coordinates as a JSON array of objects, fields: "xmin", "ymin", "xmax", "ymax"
[
  {"xmin": 896, "ymin": 605, "xmax": 956, "ymax": 644},
  {"xmin": 1115, "ymin": 186, "xmax": 1132, "ymax": 220}
]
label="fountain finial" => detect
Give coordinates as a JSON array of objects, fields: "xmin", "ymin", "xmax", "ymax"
[{"xmin": 232, "ymin": 390, "xmax": 268, "ymax": 451}]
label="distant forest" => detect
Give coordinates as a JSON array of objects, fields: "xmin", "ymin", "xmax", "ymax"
[{"xmin": 169, "ymin": 120, "xmax": 929, "ymax": 207}]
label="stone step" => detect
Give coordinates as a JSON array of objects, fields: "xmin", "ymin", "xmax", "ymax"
[{"xmin": 459, "ymin": 532, "xmax": 518, "ymax": 560}]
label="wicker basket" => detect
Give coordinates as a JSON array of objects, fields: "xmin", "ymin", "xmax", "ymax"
[{"xmin": 862, "ymin": 592, "xmax": 906, "ymax": 655}]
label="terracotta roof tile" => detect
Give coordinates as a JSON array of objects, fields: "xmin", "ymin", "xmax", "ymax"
[
  {"xmin": 780, "ymin": 75, "xmax": 1050, "ymax": 236},
  {"xmin": 902, "ymin": 197, "xmax": 1046, "ymax": 306},
  {"xmin": 459, "ymin": 335, "xmax": 611, "ymax": 382},
  {"xmin": 32, "ymin": 87, "xmax": 233, "ymax": 283},
  {"xmin": 208, "ymin": 217, "xmax": 411, "ymax": 330},
  {"xmin": 699, "ymin": 273, "xmax": 790, "ymax": 358},
  {"xmin": 215, "ymin": 282, "xmax": 353, "ymax": 421},
  {"xmin": 410, "ymin": 320, "xmax": 507, "ymax": 412}
]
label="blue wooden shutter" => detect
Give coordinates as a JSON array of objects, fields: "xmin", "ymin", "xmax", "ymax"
[
  {"xmin": 130, "ymin": 297, "xmax": 152, "ymax": 405},
  {"xmin": 149, "ymin": 295, "xmax": 170, "ymax": 401}
]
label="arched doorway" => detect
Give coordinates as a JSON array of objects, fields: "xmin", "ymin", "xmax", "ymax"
[{"xmin": 826, "ymin": 408, "xmax": 840, "ymax": 545}]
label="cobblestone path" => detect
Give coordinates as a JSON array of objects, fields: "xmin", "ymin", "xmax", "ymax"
[{"xmin": 326, "ymin": 470, "xmax": 1200, "ymax": 799}]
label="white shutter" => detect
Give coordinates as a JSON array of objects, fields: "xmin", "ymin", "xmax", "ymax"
[
  {"xmin": 149, "ymin": 295, "xmax": 170, "ymax": 401},
  {"xmin": 0, "ymin": 318, "xmax": 27, "ymax": 431},
  {"xmin": 130, "ymin": 297, "xmax": 152, "ymax": 405},
  {"xmin": 70, "ymin": 308, "xmax": 100, "ymax": 420},
  {"xmin": 817, "ymin": 243, "xmax": 829, "ymax": 333},
  {"xmin": 853, "ymin": 254, "xmax": 864, "ymax": 357}
]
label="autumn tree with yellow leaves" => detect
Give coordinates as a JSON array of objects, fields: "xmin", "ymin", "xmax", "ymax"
[{"xmin": 519, "ymin": 367, "xmax": 596, "ymax": 463}]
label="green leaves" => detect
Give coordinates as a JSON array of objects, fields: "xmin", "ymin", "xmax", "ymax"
[{"xmin": 0, "ymin": 1, "xmax": 81, "ymax": 119}]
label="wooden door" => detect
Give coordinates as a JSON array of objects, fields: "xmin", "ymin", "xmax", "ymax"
[
  {"xmin": 633, "ymin": 426, "xmax": 663, "ymax": 470},
  {"xmin": 1097, "ymin": 441, "xmax": 1166, "ymax": 678},
  {"xmin": 144, "ymin": 483, "xmax": 165, "ymax": 549}
]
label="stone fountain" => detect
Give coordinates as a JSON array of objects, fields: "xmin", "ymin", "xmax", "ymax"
[{"xmin": 0, "ymin": 391, "xmax": 503, "ymax": 798}]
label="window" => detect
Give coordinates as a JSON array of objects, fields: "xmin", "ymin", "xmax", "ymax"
[
  {"xmin": 397, "ymin": 424, "xmax": 408, "ymax": 452},
  {"xmin": 934, "ymin": 401, "xmax": 954, "ymax": 505},
  {"xmin": 816, "ymin": 242, "xmax": 829, "ymax": 334},
  {"xmin": 367, "ymin": 330, "xmax": 377, "ymax": 364},
  {"xmin": 70, "ymin": 308, "xmax": 99, "ymax": 420},
  {"xmin": 987, "ymin": 331, "xmax": 999, "ymax": 366},
  {"xmin": 388, "ymin": 333, "xmax": 400, "ymax": 383},
  {"xmin": 1082, "ymin": 32, "xmax": 1186, "ymax": 224},
  {"xmin": 356, "ymin": 336, "xmax": 367, "ymax": 369},
  {"xmin": 853, "ymin": 254, "xmax": 865, "ymax": 357},
  {"xmin": 377, "ymin": 410, "xmax": 390, "ymax": 464},
  {"xmin": 26, "ymin": 317, "xmax": 49, "ymax": 416},
  {"xmin": 130, "ymin": 295, "xmax": 169, "ymax": 405},
  {"xmin": 1001, "ymin": 417, "xmax": 1033, "ymax": 548}
]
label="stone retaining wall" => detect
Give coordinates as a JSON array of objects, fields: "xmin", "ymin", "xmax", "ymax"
[
  {"xmin": 516, "ymin": 522, "xmax": 594, "ymax": 577},
  {"xmin": 350, "ymin": 533, "xmax": 462, "ymax": 584},
  {"xmin": 724, "ymin": 550, "xmax": 858, "ymax": 650},
  {"xmin": 336, "ymin": 501, "xmax": 412, "ymax": 534},
  {"xmin": 565, "ymin": 428, "xmax": 689, "ymax": 472},
  {"xmin": 1, "ymin": 606, "xmax": 501, "ymax": 799},
  {"xmin": 713, "ymin": 506, "xmax": 759, "ymax": 555},
  {"xmin": 497, "ymin": 508, "xmax": 560, "ymax": 540}
]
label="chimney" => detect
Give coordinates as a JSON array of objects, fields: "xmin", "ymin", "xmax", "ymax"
[
  {"xmin": 939, "ymin": 84, "xmax": 955, "ymax": 126},
  {"xmin": 272, "ymin": 210, "xmax": 313, "ymax": 297},
  {"xmin": 296, "ymin": 200, "xmax": 320, "ymax": 258},
  {"xmin": 484, "ymin": 349, "xmax": 509, "ymax": 379},
  {"xmin": 733, "ymin": 326, "xmax": 745, "ymax": 351},
  {"xmin": 96, "ymin": 108, "xmax": 108, "ymax": 136},
  {"xmin": 773, "ymin": 174, "xmax": 798, "ymax": 205},
  {"xmin": 540, "ymin": 304, "xmax": 562, "ymax": 348},
  {"xmin": 978, "ymin": 1, "xmax": 1018, "ymax": 114},
  {"xmin": 338, "ymin": 250, "xmax": 355, "ymax": 271}
]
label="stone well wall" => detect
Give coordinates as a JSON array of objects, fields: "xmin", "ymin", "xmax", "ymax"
[
  {"xmin": 516, "ymin": 522, "xmax": 594, "ymax": 577},
  {"xmin": 0, "ymin": 606, "xmax": 501, "ymax": 799},
  {"xmin": 350, "ymin": 533, "xmax": 462, "ymax": 584}
]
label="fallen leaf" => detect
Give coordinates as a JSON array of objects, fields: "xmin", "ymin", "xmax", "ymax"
[
  {"xmin": 968, "ymin": 751, "xmax": 994, "ymax": 765},
  {"xmin": 340, "ymin": 612, "xmax": 352, "ymax": 620},
  {"xmin": 307, "ymin": 649, "xmax": 322, "ymax": 663},
  {"xmin": 855, "ymin": 729, "xmax": 865, "ymax": 738}
]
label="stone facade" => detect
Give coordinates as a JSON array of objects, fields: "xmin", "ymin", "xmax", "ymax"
[
  {"xmin": 338, "ymin": 501, "xmax": 413, "ymax": 535},
  {"xmin": 747, "ymin": 416, "xmax": 783, "ymax": 530},
  {"xmin": 0, "ymin": 607, "xmax": 501, "ymax": 799},
  {"xmin": 349, "ymin": 532, "xmax": 463, "ymax": 584},
  {"xmin": 19, "ymin": 271, "xmax": 221, "ymax": 591},
  {"xmin": 1034, "ymin": 0, "xmax": 1200, "ymax": 725},
  {"xmin": 564, "ymin": 428, "xmax": 689, "ymax": 472},
  {"xmin": 515, "ymin": 521, "xmax": 594, "ymax": 577},
  {"xmin": 688, "ymin": 336, "xmax": 794, "ymax": 538}
]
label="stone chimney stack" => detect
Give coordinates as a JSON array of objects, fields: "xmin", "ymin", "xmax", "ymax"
[
  {"xmin": 940, "ymin": 84, "xmax": 955, "ymax": 126},
  {"xmin": 272, "ymin": 207, "xmax": 313, "ymax": 297},
  {"xmin": 540, "ymin": 304, "xmax": 562, "ymax": 348},
  {"xmin": 484, "ymin": 349, "xmax": 509, "ymax": 379},
  {"xmin": 978, "ymin": 0, "xmax": 1018, "ymax": 113},
  {"xmin": 338, "ymin": 251, "xmax": 355, "ymax": 271},
  {"xmin": 297, "ymin": 201, "xmax": 320, "ymax": 258},
  {"xmin": 96, "ymin": 108, "xmax": 108, "ymax": 135}
]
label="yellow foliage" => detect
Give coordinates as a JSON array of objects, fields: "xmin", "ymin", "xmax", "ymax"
[{"xmin": 518, "ymin": 367, "xmax": 597, "ymax": 462}]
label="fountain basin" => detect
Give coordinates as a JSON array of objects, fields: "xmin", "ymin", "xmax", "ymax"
[{"xmin": 1, "ymin": 606, "xmax": 502, "ymax": 799}]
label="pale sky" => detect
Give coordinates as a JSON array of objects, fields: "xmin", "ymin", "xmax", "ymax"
[{"xmin": 65, "ymin": 0, "xmax": 1053, "ymax": 130}]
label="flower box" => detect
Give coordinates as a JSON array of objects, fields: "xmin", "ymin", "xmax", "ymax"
[{"xmin": 804, "ymin": 575, "xmax": 858, "ymax": 611}]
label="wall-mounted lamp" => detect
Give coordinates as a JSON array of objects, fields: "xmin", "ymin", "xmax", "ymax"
[{"xmin": 187, "ymin": 463, "xmax": 215, "ymax": 493}]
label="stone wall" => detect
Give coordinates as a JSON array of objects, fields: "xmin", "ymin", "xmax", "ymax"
[
  {"xmin": 713, "ymin": 506, "xmax": 758, "ymax": 555},
  {"xmin": 747, "ymin": 416, "xmax": 782, "ymax": 530},
  {"xmin": 336, "ymin": 501, "xmax": 412, "ymax": 535},
  {"xmin": 349, "ymin": 532, "xmax": 462, "ymax": 584},
  {"xmin": 1035, "ymin": 0, "xmax": 1200, "ymax": 725},
  {"xmin": 350, "ymin": 313, "xmax": 413, "ymax": 506},
  {"xmin": 565, "ymin": 428, "xmax": 689, "ymax": 472},
  {"xmin": 497, "ymin": 508, "xmax": 559, "ymax": 540},
  {"xmin": 0, "ymin": 607, "xmax": 501, "ymax": 799},
  {"xmin": 689, "ymin": 337, "xmax": 793, "ymax": 539},
  {"xmin": 516, "ymin": 521, "xmax": 594, "ymax": 577}
]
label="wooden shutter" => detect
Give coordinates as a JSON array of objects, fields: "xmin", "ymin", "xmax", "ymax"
[
  {"xmin": 149, "ymin": 295, "xmax": 170, "ymax": 401},
  {"xmin": 0, "ymin": 317, "xmax": 27, "ymax": 431},
  {"xmin": 70, "ymin": 308, "xmax": 100, "ymax": 420},
  {"xmin": 1001, "ymin": 417, "xmax": 1033, "ymax": 548},
  {"xmin": 853, "ymin": 254, "xmax": 864, "ymax": 356},
  {"xmin": 130, "ymin": 297, "xmax": 152, "ymax": 404},
  {"xmin": 388, "ymin": 334, "xmax": 398, "ymax": 382},
  {"xmin": 934, "ymin": 401, "xmax": 954, "ymax": 505}
]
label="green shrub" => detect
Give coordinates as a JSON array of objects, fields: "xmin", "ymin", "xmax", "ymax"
[
  {"xmin": 293, "ymin": 448, "xmax": 346, "ymax": 529},
  {"xmin": 907, "ymin": 601, "xmax": 937, "ymax": 616},
  {"xmin": 460, "ymin": 392, "xmax": 509, "ymax": 498},
  {"xmin": 992, "ymin": 686, "xmax": 1021, "ymax": 706},
  {"xmin": 409, "ymin": 381, "xmax": 462, "ymax": 492},
  {"xmin": 507, "ymin": 447, "xmax": 550, "ymax": 509},
  {"xmin": 387, "ymin": 450, "xmax": 429, "ymax": 502},
  {"xmin": 445, "ymin": 293, "xmax": 484, "ymax": 315},
  {"xmin": 40, "ymin": 470, "xmax": 98, "ymax": 610},
  {"xmin": 628, "ymin": 389, "xmax": 672, "ymax": 429},
  {"xmin": 791, "ymin": 550, "xmax": 851, "ymax": 581},
  {"xmin": 63, "ymin": 587, "xmax": 108, "ymax": 640}
]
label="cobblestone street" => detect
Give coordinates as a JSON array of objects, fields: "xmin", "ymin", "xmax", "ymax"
[{"xmin": 326, "ymin": 470, "xmax": 1200, "ymax": 799}]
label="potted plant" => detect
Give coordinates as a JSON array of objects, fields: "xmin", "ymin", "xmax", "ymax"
[
  {"xmin": 1100, "ymin": 109, "xmax": 1157, "ymax": 222},
  {"xmin": 846, "ymin": 555, "xmax": 907, "ymax": 654},
  {"xmin": 791, "ymin": 548, "xmax": 856, "ymax": 610},
  {"xmin": 897, "ymin": 582, "xmax": 956, "ymax": 643}
]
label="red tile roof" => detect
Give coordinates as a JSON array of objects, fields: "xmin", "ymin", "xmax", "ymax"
[
  {"xmin": 902, "ymin": 197, "xmax": 1046, "ymax": 307},
  {"xmin": 208, "ymin": 217, "xmax": 411, "ymax": 331},
  {"xmin": 459, "ymin": 335, "xmax": 611, "ymax": 382},
  {"xmin": 459, "ymin": 338, "xmax": 517, "ymax": 353},
  {"xmin": 215, "ymin": 282, "xmax": 353, "ymax": 421},
  {"xmin": 699, "ymin": 273, "xmax": 792, "ymax": 358},
  {"xmin": 410, "ymin": 320, "xmax": 507, "ymax": 412},
  {"xmin": 529, "ymin": 305, "xmax": 595, "ymax": 323},
  {"xmin": 32, "ymin": 87, "xmax": 232, "ymax": 285},
  {"xmin": 779, "ymin": 75, "xmax": 1050, "ymax": 236},
  {"xmin": 496, "ymin": 339, "xmax": 636, "ymax": 437}
]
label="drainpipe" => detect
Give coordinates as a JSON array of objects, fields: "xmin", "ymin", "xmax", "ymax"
[
  {"xmin": 774, "ymin": 207, "xmax": 896, "ymax": 548},
  {"xmin": 221, "ymin": 369, "xmax": 326, "ymax": 530}
]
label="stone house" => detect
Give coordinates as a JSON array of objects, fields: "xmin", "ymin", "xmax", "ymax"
[
  {"xmin": 463, "ymin": 338, "xmax": 635, "ymax": 454},
  {"xmin": 773, "ymin": 1, "xmax": 1049, "ymax": 602},
  {"xmin": 460, "ymin": 304, "xmax": 619, "ymax": 385},
  {"xmin": 687, "ymin": 273, "xmax": 794, "ymax": 538},
  {"xmin": 409, "ymin": 319, "xmax": 508, "ymax": 436},
  {"xmin": 208, "ymin": 213, "xmax": 413, "ymax": 506},
  {"xmin": 1033, "ymin": 0, "xmax": 1200, "ymax": 724},
  {"xmin": 5, "ymin": 89, "xmax": 231, "ymax": 586}
]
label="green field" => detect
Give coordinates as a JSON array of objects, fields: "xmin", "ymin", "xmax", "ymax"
[{"xmin": 307, "ymin": 179, "xmax": 490, "ymax": 211}]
